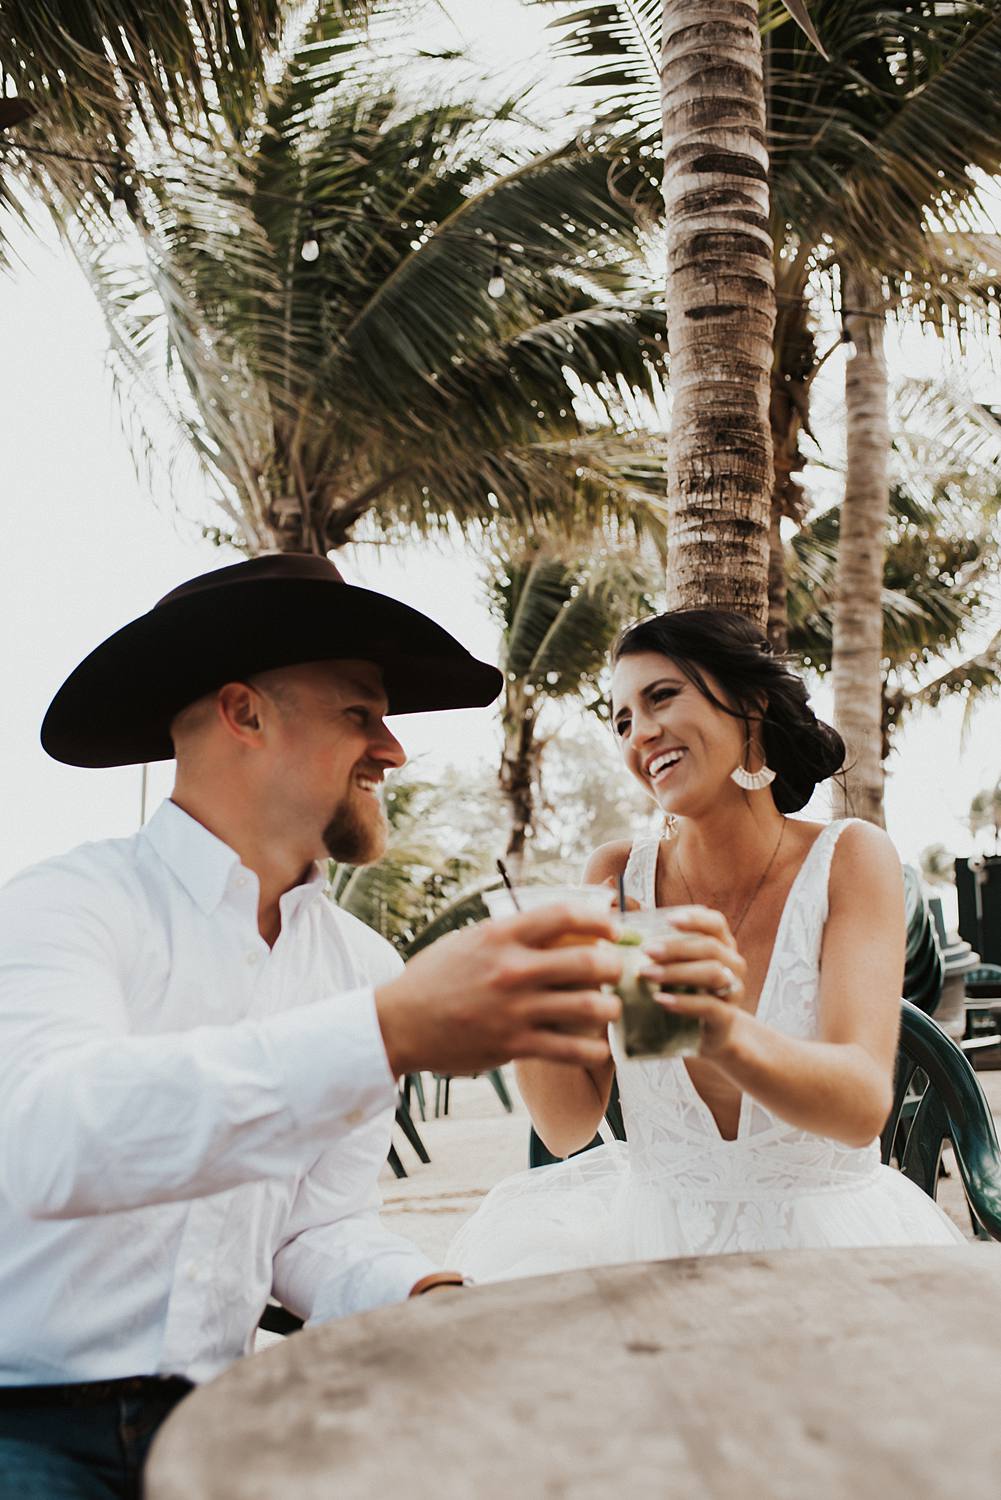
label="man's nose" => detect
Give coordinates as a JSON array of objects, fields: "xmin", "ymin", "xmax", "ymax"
[{"xmin": 373, "ymin": 722, "xmax": 406, "ymax": 768}]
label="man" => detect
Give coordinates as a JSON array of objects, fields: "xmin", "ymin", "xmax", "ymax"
[{"xmin": 0, "ymin": 553, "xmax": 620, "ymax": 1497}]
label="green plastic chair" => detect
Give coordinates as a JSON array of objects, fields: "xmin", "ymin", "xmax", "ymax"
[
  {"xmin": 881, "ymin": 1001, "xmax": 1001, "ymax": 1240},
  {"xmin": 902, "ymin": 866, "xmax": 945, "ymax": 1015}
]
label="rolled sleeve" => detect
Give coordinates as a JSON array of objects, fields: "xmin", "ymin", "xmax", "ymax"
[{"xmin": 272, "ymin": 1109, "xmax": 436, "ymax": 1320}]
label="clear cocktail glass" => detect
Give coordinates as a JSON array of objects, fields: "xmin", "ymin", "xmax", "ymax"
[
  {"xmin": 482, "ymin": 884, "xmax": 614, "ymax": 939},
  {"xmin": 481, "ymin": 885, "xmax": 615, "ymax": 1040},
  {"xmin": 612, "ymin": 909, "xmax": 702, "ymax": 1060}
]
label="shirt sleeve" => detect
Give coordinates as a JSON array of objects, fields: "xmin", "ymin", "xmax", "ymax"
[
  {"xmin": 271, "ymin": 1108, "xmax": 437, "ymax": 1320},
  {"xmin": 0, "ymin": 862, "xmax": 397, "ymax": 1219}
]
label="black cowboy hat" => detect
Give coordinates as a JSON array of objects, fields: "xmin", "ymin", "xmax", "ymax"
[{"xmin": 41, "ymin": 553, "xmax": 503, "ymax": 768}]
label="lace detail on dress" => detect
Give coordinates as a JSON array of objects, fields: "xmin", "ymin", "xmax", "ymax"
[
  {"xmin": 446, "ymin": 819, "xmax": 964, "ymax": 1281},
  {"xmin": 613, "ymin": 822, "xmax": 885, "ymax": 1218}
]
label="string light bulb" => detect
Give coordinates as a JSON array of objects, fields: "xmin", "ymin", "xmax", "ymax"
[
  {"xmin": 840, "ymin": 325, "xmax": 857, "ymax": 361},
  {"xmin": 487, "ymin": 260, "xmax": 506, "ymax": 299},
  {"xmin": 300, "ymin": 215, "xmax": 320, "ymax": 263},
  {"xmin": 110, "ymin": 161, "xmax": 134, "ymax": 229}
]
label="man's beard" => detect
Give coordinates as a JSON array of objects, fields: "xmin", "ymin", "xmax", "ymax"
[{"xmin": 322, "ymin": 791, "xmax": 388, "ymax": 865}]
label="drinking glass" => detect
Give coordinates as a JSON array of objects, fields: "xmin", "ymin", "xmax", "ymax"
[{"xmin": 612, "ymin": 909, "xmax": 702, "ymax": 1060}]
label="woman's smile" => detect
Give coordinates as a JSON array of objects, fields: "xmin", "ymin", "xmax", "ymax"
[{"xmin": 645, "ymin": 747, "xmax": 687, "ymax": 786}]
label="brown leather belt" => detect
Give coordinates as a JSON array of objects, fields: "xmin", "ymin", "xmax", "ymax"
[{"xmin": 0, "ymin": 1374, "xmax": 193, "ymax": 1407}]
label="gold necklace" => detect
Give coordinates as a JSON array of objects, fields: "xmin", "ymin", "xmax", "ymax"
[{"xmin": 673, "ymin": 819, "xmax": 787, "ymax": 939}]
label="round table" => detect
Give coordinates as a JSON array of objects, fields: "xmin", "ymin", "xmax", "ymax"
[{"xmin": 147, "ymin": 1245, "xmax": 1001, "ymax": 1499}]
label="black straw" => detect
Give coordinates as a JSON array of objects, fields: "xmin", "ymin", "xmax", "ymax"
[
  {"xmin": 617, "ymin": 873, "xmax": 627, "ymax": 913},
  {"xmin": 496, "ymin": 858, "xmax": 522, "ymax": 911}
]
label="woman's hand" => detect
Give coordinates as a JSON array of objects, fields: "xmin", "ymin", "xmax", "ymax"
[{"xmin": 637, "ymin": 906, "xmax": 748, "ymax": 1058}]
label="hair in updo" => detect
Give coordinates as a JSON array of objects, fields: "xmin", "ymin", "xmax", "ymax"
[{"xmin": 611, "ymin": 609, "xmax": 845, "ymax": 815}]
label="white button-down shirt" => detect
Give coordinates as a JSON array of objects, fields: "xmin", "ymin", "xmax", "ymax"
[{"xmin": 0, "ymin": 800, "xmax": 435, "ymax": 1385}]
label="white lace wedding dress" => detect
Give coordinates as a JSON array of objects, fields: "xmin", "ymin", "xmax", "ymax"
[{"xmin": 447, "ymin": 820, "xmax": 964, "ymax": 1282}]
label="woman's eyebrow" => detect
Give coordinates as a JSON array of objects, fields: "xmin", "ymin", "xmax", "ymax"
[{"xmin": 612, "ymin": 673, "xmax": 684, "ymax": 721}]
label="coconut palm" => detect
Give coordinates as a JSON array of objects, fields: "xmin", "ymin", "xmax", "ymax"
[
  {"xmin": 658, "ymin": 1, "xmax": 775, "ymax": 622},
  {"xmin": 0, "ymin": 0, "xmax": 288, "ymax": 255},
  {"xmin": 538, "ymin": 0, "xmax": 1001, "ymax": 823},
  {"xmin": 486, "ymin": 542, "xmax": 659, "ymax": 876},
  {"xmin": 789, "ymin": 368, "xmax": 1001, "ymax": 721},
  {"xmin": 74, "ymin": 3, "xmax": 668, "ymax": 557},
  {"xmin": 779, "ymin": 6, "xmax": 1001, "ymax": 825},
  {"xmin": 536, "ymin": 0, "xmax": 822, "ymax": 622},
  {"xmin": 789, "ymin": 486, "xmax": 997, "ymax": 752}
]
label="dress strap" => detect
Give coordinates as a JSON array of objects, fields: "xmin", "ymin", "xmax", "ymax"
[
  {"xmin": 807, "ymin": 818, "xmax": 858, "ymax": 924},
  {"xmin": 622, "ymin": 837, "xmax": 660, "ymax": 910}
]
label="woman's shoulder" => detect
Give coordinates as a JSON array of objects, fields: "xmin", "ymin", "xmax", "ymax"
[
  {"xmin": 582, "ymin": 840, "xmax": 635, "ymax": 885},
  {"xmin": 825, "ymin": 818, "xmax": 902, "ymax": 909}
]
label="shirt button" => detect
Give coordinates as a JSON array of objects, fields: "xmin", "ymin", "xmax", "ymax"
[{"xmin": 234, "ymin": 875, "xmax": 248, "ymax": 889}]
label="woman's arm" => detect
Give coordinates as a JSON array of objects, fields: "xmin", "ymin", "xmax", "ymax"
[
  {"xmin": 514, "ymin": 841, "xmax": 630, "ymax": 1158},
  {"xmin": 645, "ymin": 823, "xmax": 903, "ymax": 1148}
]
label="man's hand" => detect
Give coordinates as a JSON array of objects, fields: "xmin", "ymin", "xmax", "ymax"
[{"xmin": 375, "ymin": 904, "xmax": 623, "ymax": 1078}]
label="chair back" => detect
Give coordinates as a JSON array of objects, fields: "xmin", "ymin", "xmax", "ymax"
[
  {"xmin": 881, "ymin": 1001, "xmax": 1001, "ymax": 1240},
  {"xmin": 902, "ymin": 866, "xmax": 945, "ymax": 1014}
]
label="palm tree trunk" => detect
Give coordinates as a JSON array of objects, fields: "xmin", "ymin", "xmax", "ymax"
[
  {"xmin": 831, "ymin": 263, "xmax": 889, "ymax": 826},
  {"xmin": 661, "ymin": 0, "xmax": 776, "ymax": 624},
  {"xmin": 499, "ymin": 686, "xmax": 540, "ymax": 880}
]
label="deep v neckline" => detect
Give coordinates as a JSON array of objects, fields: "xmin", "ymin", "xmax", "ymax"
[{"xmin": 646, "ymin": 822, "xmax": 834, "ymax": 1145}]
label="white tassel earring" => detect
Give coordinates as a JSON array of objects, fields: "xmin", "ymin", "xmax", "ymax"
[{"xmin": 731, "ymin": 756, "xmax": 776, "ymax": 791}]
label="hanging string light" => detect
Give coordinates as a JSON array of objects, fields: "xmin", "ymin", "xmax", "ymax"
[
  {"xmin": 487, "ymin": 258, "xmax": 506, "ymax": 299},
  {"xmin": 300, "ymin": 211, "xmax": 320, "ymax": 263},
  {"xmin": 110, "ymin": 161, "xmax": 136, "ymax": 228}
]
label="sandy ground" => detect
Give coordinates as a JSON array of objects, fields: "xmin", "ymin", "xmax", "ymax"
[{"xmin": 378, "ymin": 1062, "xmax": 1001, "ymax": 1262}]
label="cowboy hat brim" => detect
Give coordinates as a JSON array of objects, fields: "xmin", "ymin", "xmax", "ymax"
[{"xmin": 41, "ymin": 569, "xmax": 503, "ymax": 768}]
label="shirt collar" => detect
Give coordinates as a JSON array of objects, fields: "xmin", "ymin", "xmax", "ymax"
[{"xmin": 142, "ymin": 800, "xmax": 328, "ymax": 917}]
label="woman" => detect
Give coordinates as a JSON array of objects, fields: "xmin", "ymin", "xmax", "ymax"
[{"xmin": 447, "ymin": 609, "xmax": 963, "ymax": 1281}]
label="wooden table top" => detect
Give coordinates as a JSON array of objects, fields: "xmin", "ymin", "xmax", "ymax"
[{"xmin": 147, "ymin": 1245, "xmax": 1001, "ymax": 1500}]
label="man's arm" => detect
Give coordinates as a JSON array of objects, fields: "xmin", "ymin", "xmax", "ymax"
[
  {"xmin": 0, "ymin": 865, "xmax": 396, "ymax": 1218},
  {"xmin": 0, "ymin": 867, "xmax": 621, "ymax": 1219},
  {"xmin": 271, "ymin": 1109, "xmax": 440, "ymax": 1322}
]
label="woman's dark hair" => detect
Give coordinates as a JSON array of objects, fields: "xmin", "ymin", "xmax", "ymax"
[{"xmin": 611, "ymin": 609, "xmax": 845, "ymax": 814}]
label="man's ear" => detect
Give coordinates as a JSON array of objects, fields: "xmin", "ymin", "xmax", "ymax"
[{"xmin": 215, "ymin": 681, "xmax": 265, "ymax": 745}]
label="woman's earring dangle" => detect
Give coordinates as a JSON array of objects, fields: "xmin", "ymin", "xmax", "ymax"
[
  {"xmin": 662, "ymin": 813, "xmax": 679, "ymax": 840},
  {"xmin": 730, "ymin": 759, "xmax": 776, "ymax": 792}
]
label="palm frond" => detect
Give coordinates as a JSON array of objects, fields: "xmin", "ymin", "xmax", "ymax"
[
  {"xmin": 908, "ymin": 627, "xmax": 1001, "ymax": 714},
  {"xmin": 488, "ymin": 542, "xmax": 659, "ymax": 694},
  {"xmin": 71, "ymin": 16, "xmax": 668, "ymax": 552}
]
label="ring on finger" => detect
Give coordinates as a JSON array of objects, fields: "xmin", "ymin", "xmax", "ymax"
[{"xmin": 715, "ymin": 967, "xmax": 738, "ymax": 998}]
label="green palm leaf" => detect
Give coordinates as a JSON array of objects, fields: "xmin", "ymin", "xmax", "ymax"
[{"xmin": 72, "ymin": 6, "xmax": 668, "ymax": 552}]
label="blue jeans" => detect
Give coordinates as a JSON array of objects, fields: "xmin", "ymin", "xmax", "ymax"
[{"xmin": 0, "ymin": 1378, "xmax": 192, "ymax": 1499}]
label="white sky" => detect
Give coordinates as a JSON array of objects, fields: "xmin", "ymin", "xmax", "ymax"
[{"xmin": 1, "ymin": 0, "xmax": 999, "ymax": 888}]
